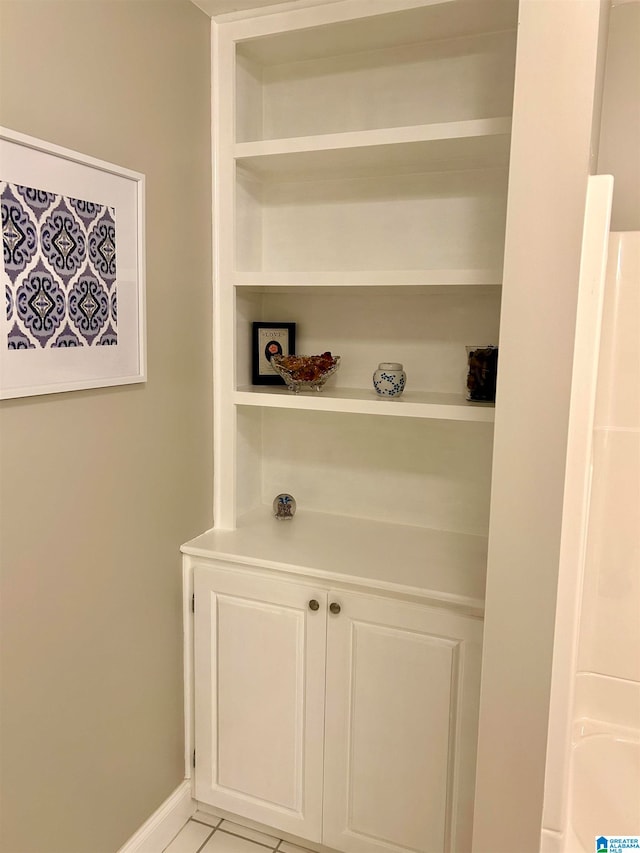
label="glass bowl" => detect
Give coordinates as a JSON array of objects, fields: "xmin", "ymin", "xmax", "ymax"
[{"xmin": 271, "ymin": 352, "xmax": 340, "ymax": 392}]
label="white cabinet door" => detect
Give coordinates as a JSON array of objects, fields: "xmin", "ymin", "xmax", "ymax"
[
  {"xmin": 194, "ymin": 565, "xmax": 327, "ymax": 840},
  {"xmin": 322, "ymin": 592, "xmax": 483, "ymax": 853}
]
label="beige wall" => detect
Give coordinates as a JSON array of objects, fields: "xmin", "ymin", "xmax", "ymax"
[
  {"xmin": 598, "ymin": 0, "xmax": 640, "ymax": 230},
  {"xmin": 0, "ymin": 2, "xmax": 212, "ymax": 852}
]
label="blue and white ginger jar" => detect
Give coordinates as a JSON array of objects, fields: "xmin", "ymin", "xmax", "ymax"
[{"xmin": 373, "ymin": 362, "xmax": 406, "ymax": 398}]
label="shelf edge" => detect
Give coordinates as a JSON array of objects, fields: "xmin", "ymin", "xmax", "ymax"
[
  {"xmin": 235, "ymin": 117, "xmax": 513, "ymax": 161},
  {"xmin": 233, "ymin": 269, "xmax": 503, "ymax": 288},
  {"xmin": 233, "ymin": 389, "xmax": 496, "ymax": 422}
]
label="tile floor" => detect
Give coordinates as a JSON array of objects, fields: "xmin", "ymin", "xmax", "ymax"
[{"xmin": 163, "ymin": 813, "xmax": 314, "ymax": 853}]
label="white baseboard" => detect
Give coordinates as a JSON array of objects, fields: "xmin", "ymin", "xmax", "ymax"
[{"xmin": 117, "ymin": 780, "xmax": 196, "ymax": 853}]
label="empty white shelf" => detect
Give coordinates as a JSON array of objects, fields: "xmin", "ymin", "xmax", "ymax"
[{"xmin": 235, "ymin": 119, "xmax": 512, "ymax": 181}]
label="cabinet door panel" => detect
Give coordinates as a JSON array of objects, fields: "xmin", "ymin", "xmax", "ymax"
[
  {"xmin": 194, "ymin": 565, "xmax": 327, "ymax": 840},
  {"xmin": 323, "ymin": 593, "xmax": 482, "ymax": 853}
]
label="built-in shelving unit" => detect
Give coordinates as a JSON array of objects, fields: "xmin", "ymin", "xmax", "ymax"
[
  {"xmin": 187, "ymin": 2, "xmax": 613, "ymax": 849},
  {"xmin": 212, "ymin": 0, "xmax": 518, "ymax": 570}
]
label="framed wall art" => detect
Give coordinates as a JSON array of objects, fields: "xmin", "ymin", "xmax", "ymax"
[
  {"xmin": 252, "ymin": 321, "xmax": 296, "ymax": 385},
  {"xmin": 1, "ymin": 126, "xmax": 145, "ymax": 399}
]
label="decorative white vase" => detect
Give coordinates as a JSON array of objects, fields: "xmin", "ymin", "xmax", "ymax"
[{"xmin": 373, "ymin": 362, "xmax": 406, "ymax": 398}]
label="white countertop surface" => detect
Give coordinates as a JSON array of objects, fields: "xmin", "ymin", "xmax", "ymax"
[{"xmin": 182, "ymin": 507, "xmax": 487, "ymax": 614}]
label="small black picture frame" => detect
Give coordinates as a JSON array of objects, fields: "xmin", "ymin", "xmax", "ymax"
[{"xmin": 252, "ymin": 322, "xmax": 296, "ymax": 385}]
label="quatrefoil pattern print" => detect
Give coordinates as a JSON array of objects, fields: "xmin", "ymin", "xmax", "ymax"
[{"xmin": 1, "ymin": 182, "xmax": 117, "ymax": 349}]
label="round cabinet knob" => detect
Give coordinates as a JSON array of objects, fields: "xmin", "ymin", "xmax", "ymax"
[
  {"xmin": 329, "ymin": 602, "xmax": 341, "ymax": 615},
  {"xmin": 308, "ymin": 599, "xmax": 320, "ymax": 611}
]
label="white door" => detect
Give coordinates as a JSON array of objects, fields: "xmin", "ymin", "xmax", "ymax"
[
  {"xmin": 194, "ymin": 565, "xmax": 327, "ymax": 841},
  {"xmin": 323, "ymin": 591, "xmax": 483, "ymax": 853}
]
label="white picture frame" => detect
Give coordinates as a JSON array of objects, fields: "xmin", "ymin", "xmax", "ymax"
[{"xmin": 0, "ymin": 126, "xmax": 145, "ymax": 399}]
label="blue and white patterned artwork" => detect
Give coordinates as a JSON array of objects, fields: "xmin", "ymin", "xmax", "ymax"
[{"xmin": 1, "ymin": 181, "xmax": 117, "ymax": 349}]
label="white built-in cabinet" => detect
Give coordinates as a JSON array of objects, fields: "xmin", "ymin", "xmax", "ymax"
[
  {"xmin": 191, "ymin": 561, "xmax": 482, "ymax": 853},
  {"xmin": 183, "ymin": 2, "xmax": 520, "ymax": 852}
]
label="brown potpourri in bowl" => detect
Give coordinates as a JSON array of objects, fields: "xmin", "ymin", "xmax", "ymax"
[{"xmin": 271, "ymin": 352, "xmax": 340, "ymax": 392}]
